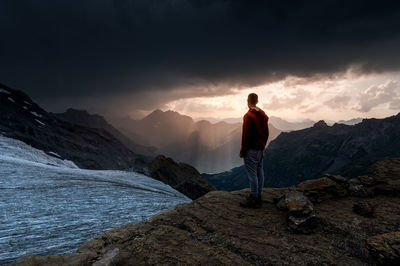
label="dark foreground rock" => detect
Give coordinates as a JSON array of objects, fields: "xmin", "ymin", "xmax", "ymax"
[
  {"xmin": 12, "ymin": 158, "xmax": 400, "ymax": 265},
  {"xmin": 148, "ymin": 155, "xmax": 216, "ymax": 200}
]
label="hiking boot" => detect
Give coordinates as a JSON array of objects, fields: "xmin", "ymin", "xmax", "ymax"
[
  {"xmin": 255, "ymin": 195, "xmax": 262, "ymax": 207},
  {"xmin": 240, "ymin": 194, "xmax": 260, "ymax": 208}
]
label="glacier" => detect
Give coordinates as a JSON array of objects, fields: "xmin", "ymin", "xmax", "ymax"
[{"xmin": 0, "ymin": 135, "xmax": 190, "ymax": 264}]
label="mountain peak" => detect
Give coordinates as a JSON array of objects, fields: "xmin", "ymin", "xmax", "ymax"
[
  {"xmin": 143, "ymin": 109, "xmax": 194, "ymax": 123},
  {"xmin": 313, "ymin": 120, "xmax": 328, "ymax": 128},
  {"xmin": 64, "ymin": 108, "xmax": 90, "ymax": 115}
]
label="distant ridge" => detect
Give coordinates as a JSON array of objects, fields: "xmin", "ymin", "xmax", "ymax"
[
  {"xmin": 115, "ymin": 109, "xmax": 281, "ymax": 173},
  {"xmin": 206, "ymin": 113, "xmax": 400, "ymax": 190}
]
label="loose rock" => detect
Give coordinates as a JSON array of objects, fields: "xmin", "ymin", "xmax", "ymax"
[
  {"xmin": 373, "ymin": 180, "xmax": 400, "ymax": 195},
  {"xmin": 348, "ymin": 184, "xmax": 374, "ymax": 197},
  {"xmin": 297, "ymin": 177, "xmax": 348, "ymax": 202},
  {"xmin": 287, "ymin": 213, "xmax": 318, "ymax": 234},
  {"xmin": 357, "ymin": 175, "xmax": 376, "ymax": 187},
  {"xmin": 284, "ymin": 191, "xmax": 314, "ymax": 216},
  {"xmin": 353, "ymin": 202, "xmax": 374, "ymax": 217}
]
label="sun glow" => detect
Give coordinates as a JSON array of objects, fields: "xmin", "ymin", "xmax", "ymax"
[{"xmin": 164, "ymin": 72, "xmax": 400, "ymax": 122}]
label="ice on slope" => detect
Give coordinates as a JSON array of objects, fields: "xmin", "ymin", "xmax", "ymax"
[
  {"xmin": 30, "ymin": 111, "xmax": 42, "ymax": 118},
  {"xmin": 0, "ymin": 135, "xmax": 190, "ymax": 264},
  {"xmin": 0, "ymin": 88, "xmax": 10, "ymax": 94},
  {"xmin": 0, "ymin": 136, "xmax": 78, "ymax": 169},
  {"xmin": 34, "ymin": 119, "xmax": 45, "ymax": 126}
]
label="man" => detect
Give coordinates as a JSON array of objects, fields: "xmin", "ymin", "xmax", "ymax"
[{"xmin": 239, "ymin": 93, "xmax": 269, "ymax": 208}]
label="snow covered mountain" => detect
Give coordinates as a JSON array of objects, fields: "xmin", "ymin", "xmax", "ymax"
[
  {"xmin": 0, "ymin": 83, "xmax": 148, "ymax": 171},
  {"xmin": 0, "ymin": 135, "xmax": 190, "ymax": 265}
]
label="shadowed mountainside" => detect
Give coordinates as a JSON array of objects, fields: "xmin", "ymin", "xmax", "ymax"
[
  {"xmin": 205, "ymin": 113, "xmax": 400, "ymax": 191},
  {"xmin": 12, "ymin": 158, "xmax": 400, "ymax": 265},
  {"xmin": 55, "ymin": 108, "xmax": 156, "ymax": 157},
  {"xmin": 0, "ymin": 83, "xmax": 147, "ymax": 171}
]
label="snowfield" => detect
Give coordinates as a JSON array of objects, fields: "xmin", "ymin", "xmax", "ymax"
[{"xmin": 0, "ymin": 135, "xmax": 190, "ymax": 264}]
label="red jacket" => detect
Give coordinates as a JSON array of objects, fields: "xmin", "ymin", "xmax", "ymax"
[{"xmin": 240, "ymin": 107, "xmax": 269, "ymax": 157}]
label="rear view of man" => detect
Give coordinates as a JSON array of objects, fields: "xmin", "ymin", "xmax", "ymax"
[{"xmin": 240, "ymin": 93, "xmax": 269, "ymax": 208}]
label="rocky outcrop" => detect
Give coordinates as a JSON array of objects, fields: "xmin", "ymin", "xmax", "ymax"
[
  {"xmin": 206, "ymin": 113, "xmax": 400, "ymax": 190},
  {"xmin": 148, "ymin": 155, "xmax": 216, "ymax": 200},
  {"xmin": 12, "ymin": 158, "xmax": 400, "ymax": 265}
]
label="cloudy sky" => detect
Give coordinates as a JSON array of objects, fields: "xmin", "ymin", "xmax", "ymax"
[{"xmin": 1, "ymin": 0, "xmax": 400, "ymax": 122}]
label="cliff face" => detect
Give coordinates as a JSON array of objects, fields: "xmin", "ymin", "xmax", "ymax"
[{"xmin": 13, "ymin": 158, "xmax": 400, "ymax": 265}]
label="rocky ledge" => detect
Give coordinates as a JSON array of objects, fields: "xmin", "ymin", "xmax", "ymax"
[{"xmin": 12, "ymin": 158, "xmax": 400, "ymax": 265}]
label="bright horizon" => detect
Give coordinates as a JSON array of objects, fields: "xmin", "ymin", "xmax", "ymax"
[{"xmin": 153, "ymin": 70, "xmax": 400, "ymax": 123}]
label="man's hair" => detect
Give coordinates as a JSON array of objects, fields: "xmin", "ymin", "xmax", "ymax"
[{"xmin": 247, "ymin": 93, "xmax": 258, "ymax": 105}]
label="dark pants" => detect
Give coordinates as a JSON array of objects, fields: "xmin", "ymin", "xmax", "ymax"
[{"xmin": 244, "ymin": 149, "xmax": 264, "ymax": 197}]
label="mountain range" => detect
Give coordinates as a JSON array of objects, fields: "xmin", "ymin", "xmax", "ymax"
[
  {"xmin": 114, "ymin": 110, "xmax": 281, "ymax": 173},
  {"xmin": 205, "ymin": 113, "xmax": 400, "ymax": 191}
]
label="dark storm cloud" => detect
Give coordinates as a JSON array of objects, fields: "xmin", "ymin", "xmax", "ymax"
[{"xmin": 1, "ymin": 0, "xmax": 400, "ymax": 114}]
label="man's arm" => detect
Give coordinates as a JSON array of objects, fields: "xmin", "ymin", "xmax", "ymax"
[
  {"xmin": 240, "ymin": 115, "xmax": 250, "ymax": 158},
  {"xmin": 264, "ymin": 116, "xmax": 269, "ymax": 143}
]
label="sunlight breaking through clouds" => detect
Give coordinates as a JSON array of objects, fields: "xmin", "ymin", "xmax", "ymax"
[{"xmin": 164, "ymin": 72, "xmax": 400, "ymax": 122}]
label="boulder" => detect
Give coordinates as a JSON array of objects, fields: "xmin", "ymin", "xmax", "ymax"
[
  {"xmin": 357, "ymin": 175, "xmax": 376, "ymax": 187},
  {"xmin": 368, "ymin": 158, "xmax": 400, "ymax": 183},
  {"xmin": 284, "ymin": 191, "xmax": 314, "ymax": 216},
  {"xmin": 287, "ymin": 213, "xmax": 318, "ymax": 234},
  {"xmin": 373, "ymin": 180, "xmax": 400, "ymax": 195},
  {"xmin": 297, "ymin": 177, "xmax": 348, "ymax": 202},
  {"xmin": 353, "ymin": 202, "xmax": 375, "ymax": 217},
  {"xmin": 348, "ymin": 184, "xmax": 374, "ymax": 197},
  {"xmin": 272, "ymin": 193, "xmax": 285, "ymax": 204},
  {"xmin": 324, "ymin": 174, "xmax": 348, "ymax": 185},
  {"xmin": 366, "ymin": 232, "xmax": 400, "ymax": 265},
  {"xmin": 274, "ymin": 190, "xmax": 317, "ymax": 234},
  {"xmin": 348, "ymin": 178, "xmax": 361, "ymax": 185}
]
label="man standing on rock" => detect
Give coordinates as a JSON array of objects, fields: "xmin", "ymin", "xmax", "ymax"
[{"xmin": 239, "ymin": 93, "xmax": 269, "ymax": 208}]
